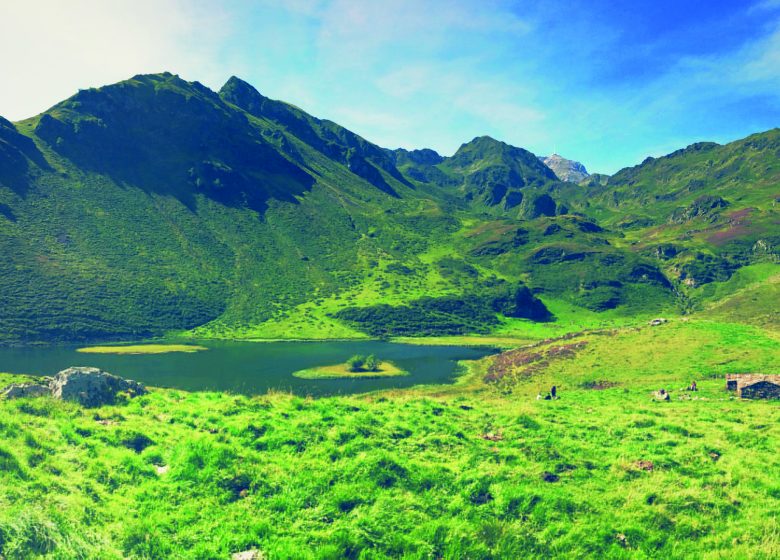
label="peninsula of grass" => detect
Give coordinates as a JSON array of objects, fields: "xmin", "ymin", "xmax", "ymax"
[
  {"xmin": 293, "ymin": 361, "xmax": 408, "ymax": 379},
  {"xmin": 76, "ymin": 344, "xmax": 208, "ymax": 355}
]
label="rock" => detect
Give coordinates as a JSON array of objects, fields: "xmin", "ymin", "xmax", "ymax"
[
  {"xmin": 668, "ymin": 195, "xmax": 729, "ymax": 224},
  {"xmin": 540, "ymin": 154, "xmax": 590, "ymax": 183},
  {"xmin": 649, "ymin": 318, "xmax": 668, "ymax": 326},
  {"xmin": 541, "ymin": 471, "xmax": 560, "ymax": 482},
  {"xmin": 232, "ymin": 551, "xmax": 265, "ymax": 560},
  {"xmin": 635, "ymin": 460, "xmax": 654, "ymax": 471},
  {"xmin": 1, "ymin": 382, "xmax": 50, "ymax": 399},
  {"xmin": 520, "ymin": 193, "xmax": 557, "ymax": 219},
  {"xmin": 49, "ymin": 367, "xmax": 146, "ymax": 407}
]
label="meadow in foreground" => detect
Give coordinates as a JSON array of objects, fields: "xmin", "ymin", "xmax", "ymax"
[{"xmin": 0, "ymin": 319, "xmax": 778, "ymax": 559}]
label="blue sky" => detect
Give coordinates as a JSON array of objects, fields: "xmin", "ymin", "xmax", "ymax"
[{"xmin": 2, "ymin": 0, "xmax": 779, "ymax": 173}]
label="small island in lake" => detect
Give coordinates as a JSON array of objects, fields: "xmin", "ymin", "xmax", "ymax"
[
  {"xmin": 293, "ymin": 354, "xmax": 409, "ymax": 379},
  {"xmin": 76, "ymin": 344, "xmax": 208, "ymax": 355}
]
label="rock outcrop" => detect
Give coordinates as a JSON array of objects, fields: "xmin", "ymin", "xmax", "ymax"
[
  {"xmin": 2, "ymin": 367, "xmax": 147, "ymax": 407},
  {"xmin": 1, "ymin": 382, "xmax": 51, "ymax": 399},
  {"xmin": 50, "ymin": 367, "xmax": 146, "ymax": 407},
  {"xmin": 540, "ymin": 154, "xmax": 589, "ymax": 183}
]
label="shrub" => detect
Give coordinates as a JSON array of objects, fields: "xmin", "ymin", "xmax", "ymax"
[
  {"xmin": 364, "ymin": 354, "xmax": 379, "ymax": 372},
  {"xmin": 346, "ymin": 355, "xmax": 365, "ymax": 372}
]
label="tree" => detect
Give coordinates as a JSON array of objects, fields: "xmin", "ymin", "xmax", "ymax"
[
  {"xmin": 346, "ymin": 355, "xmax": 365, "ymax": 372},
  {"xmin": 364, "ymin": 354, "xmax": 379, "ymax": 372}
]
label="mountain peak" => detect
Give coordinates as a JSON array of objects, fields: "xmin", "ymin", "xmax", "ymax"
[
  {"xmin": 220, "ymin": 75, "xmax": 260, "ymax": 95},
  {"xmin": 219, "ymin": 76, "xmax": 267, "ymax": 112},
  {"xmin": 461, "ymin": 135, "xmax": 504, "ymax": 149},
  {"xmin": 540, "ymin": 154, "xmax": 589, "ymax": 183}
]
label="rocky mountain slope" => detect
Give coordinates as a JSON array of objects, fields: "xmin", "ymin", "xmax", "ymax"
[{"xmin": 539, "ymin": 154, "xmax": 590, "ymax": 183}]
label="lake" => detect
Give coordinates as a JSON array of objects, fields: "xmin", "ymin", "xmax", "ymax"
[{"xmin": 0, "ymin": 340, "xmax": 497, "ymax": 396}]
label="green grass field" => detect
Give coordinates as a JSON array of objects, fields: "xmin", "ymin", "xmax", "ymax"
[
  {"xmin": 1, "ymin": 318, "xmax": 778, "ymax": 559},
  {"xmin": 2, "ymin": 72, "xmax": 779, "ymax": 559}
]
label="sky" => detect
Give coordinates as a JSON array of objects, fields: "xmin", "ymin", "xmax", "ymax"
[{"xmin": 1, "ymin": 0, "xmax": 779, "ymax": 174}]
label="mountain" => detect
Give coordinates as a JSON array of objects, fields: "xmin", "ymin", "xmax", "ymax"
[
  {"xmin": 0, "ymin": 72, "xmax": 777, "ymax": 344},
  {"xmin": 540, "ymin": 154, "xmax": 590, "ymax": 183}
]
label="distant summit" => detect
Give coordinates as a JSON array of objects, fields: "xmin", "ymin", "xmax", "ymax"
[{"xmin": 540, "ymin": 154, "xmax": 589, "ymax": 183}]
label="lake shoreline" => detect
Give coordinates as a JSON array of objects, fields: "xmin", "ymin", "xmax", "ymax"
[
  {"xmin": 0, "ymin": 340, "xmax": 496, "ymax": 397},
  {"xmin": 1, "ymin": 334, "xmax": 519, "ymax": 350}
]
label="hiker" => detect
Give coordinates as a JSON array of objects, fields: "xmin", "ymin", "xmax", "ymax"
[
  {"xmin": 688, "ymin": 381, "xmax": 698, "ymax": 391},
  {"xmin": 551, "ymin": 385, "xmax": 557, "ymax": 399},
  {"xmin": 653, "ymin": 388, "xmax": 670, "ymax": 401}
]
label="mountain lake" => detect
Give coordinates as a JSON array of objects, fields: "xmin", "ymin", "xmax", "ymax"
[{"xmin": 0, "ymin": 340, "xmax": 497, "ymax": 396}]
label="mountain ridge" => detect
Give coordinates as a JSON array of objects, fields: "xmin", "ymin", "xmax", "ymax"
[{"xmin": 0, "ymin": 72, "xmax": 777, "ymax": 343}]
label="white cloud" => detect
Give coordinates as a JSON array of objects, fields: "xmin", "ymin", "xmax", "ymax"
[
  {"xmin": 331, "ymin": 106, "xmax": 414, "ymax": 131},
  {"xmin": 749, "ymin": 0, "xmax": 780, "ymax": 13},
  {"xmin": 375, "ymin": 65, "xmax": 433, "ymax": 99},
  {"xmin": 0, "ymin": 0, "xmax": 231, "ymax": 120},
  {"xmin": 312, "ymin": 0, "xmax": 530, "ymax": 69}
]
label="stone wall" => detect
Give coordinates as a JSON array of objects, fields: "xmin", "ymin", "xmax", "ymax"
[
  {"xmin": 741, "ymin": 381, "xmax": 780, "ymax": 400},
  {"xmin": 725, "ymin": 374, "xmax": 780, "ymax": 399}
]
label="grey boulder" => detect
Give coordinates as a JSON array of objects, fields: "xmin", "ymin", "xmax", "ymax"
[
  {"xmin": 49, "ymin": 367, "xmax": 146, "ymax": 407},
  {"xmin": 1, "ymin": 382, "xmax": 51, "ymax": 399}
]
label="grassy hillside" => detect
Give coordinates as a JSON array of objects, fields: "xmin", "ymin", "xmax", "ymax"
[
  {"xmin": 0, "ymin": 319, "xmax": 778, "ymax": 559},
  {"xmin": 553, "ymin": 130, "xmax": 780, "ymax": 307},
  {"xmin": 0, "ymin": 73, "xmax": 777, "ymax": 344}
]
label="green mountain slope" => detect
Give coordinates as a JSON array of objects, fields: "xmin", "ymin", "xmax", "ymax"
[
  {"xmin": 553, "ymin": 130, "xmax": 780, "ymax": 310},
  {"xmin": 0, "ymin": 72, "xmax": 776, "ymax": 344}
]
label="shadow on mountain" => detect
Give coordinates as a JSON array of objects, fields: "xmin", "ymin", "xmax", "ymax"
[
  {"xmin": 220, "ymin": 76, "xmax": 407, "ymax": 198},
  {"xmin": 33, "ymin": 74, "xmax": 314, "ymax": 213},
  {"xmin": 0, "ymin": 116, "xmax": 52, "ymax": 196},
  {"xmin": 0, "ymin": 202, "xmax": 15, "ymax": 221}
]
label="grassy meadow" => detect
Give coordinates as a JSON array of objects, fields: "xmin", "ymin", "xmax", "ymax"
[
  {"xmin": 1, "ymin": 318, "xmax": 778, "ymax": 559},
  {"xmin": 1, "ymin": 69, "xmax": 779, "ymax": 560},
  {"xmin": 76, "ymin": 344, "xmax": 209, "ymax": 355}
]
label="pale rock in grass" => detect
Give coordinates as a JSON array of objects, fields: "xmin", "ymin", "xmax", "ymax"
[
  {"xmin": 49, "ymin": 366, "xmax": 146, "ymax": 407},
  {"xmin": 232, "ymin": 551, "xmax": 265, "ymax": 560},
  {"xmin": 1, "ymin": 382, "xmax": 51, "ymax": 399}
]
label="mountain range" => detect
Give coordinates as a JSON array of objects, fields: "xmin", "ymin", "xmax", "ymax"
[{"xmin": 0, "ymin": 72, "xmax": 777, "ymax": 344}]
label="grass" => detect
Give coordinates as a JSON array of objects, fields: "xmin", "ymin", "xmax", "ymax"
[
  {"xmin": 2, "ymin": 72, "xmax": 780, "ymax": 558},
  {"xmin": 76, "ymin": 344, "xmax": 208, "ymax": 355},
  {"xmin": 1, "ymin": 319, "xmax": 778, "ymax": 559},
  {"xmin": 292, "ymin": 361, "xmax": 408, "ymax": 379},
  {"xmin": 391, "ymin": 335, "xmax": 537, "ymax": 349}
]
